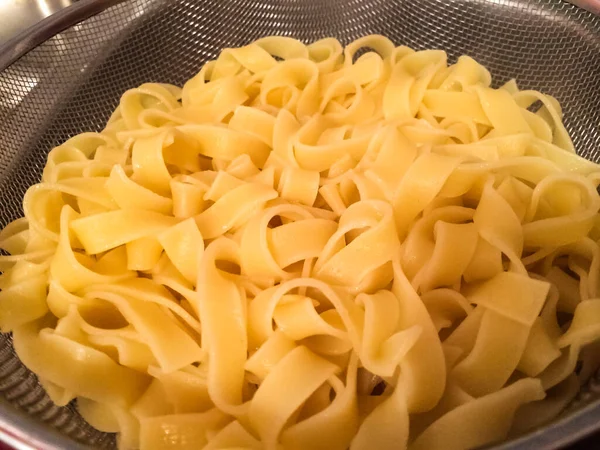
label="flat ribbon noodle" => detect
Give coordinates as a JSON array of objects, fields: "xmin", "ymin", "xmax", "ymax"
[{"xmin": 0, "ymin": 35, "xmax": 599, "ymax": 450}]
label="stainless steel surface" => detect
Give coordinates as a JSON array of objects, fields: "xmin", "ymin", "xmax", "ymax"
[
  {"xmin": 0, "ymin": 0, "xmax": 75, "ymax": 45},
  {"xmin": 0, "ymin": 0, "xmax": 599, "ymax": 449},
  {"xmin": 569, "ymin": 0, "xmax": 600, "ymax": 14}
]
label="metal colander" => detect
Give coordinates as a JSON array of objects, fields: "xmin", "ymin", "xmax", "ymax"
[{"xmin": 0, "ymin": 0, "xmax": 599, "ymax": 448}]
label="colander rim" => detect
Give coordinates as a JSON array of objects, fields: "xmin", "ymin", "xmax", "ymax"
[{"xmin": 0, "ymin": 0, "xmax": 126, "ymax": 72}]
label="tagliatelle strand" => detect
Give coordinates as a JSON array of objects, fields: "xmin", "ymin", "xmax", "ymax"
[{"xmin": 0, "ymin": 34, "xmax": 599, "ymax": 450}]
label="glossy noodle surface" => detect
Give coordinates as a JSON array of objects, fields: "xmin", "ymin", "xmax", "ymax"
[{"xmin": 1, "ymin": 35, "xmax": 600, "ymax": 450}]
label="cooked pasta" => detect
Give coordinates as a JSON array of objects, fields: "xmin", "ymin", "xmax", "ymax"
[{"xmin": 1, "ymin": 35, "xmax": 600, "ymax": 450}]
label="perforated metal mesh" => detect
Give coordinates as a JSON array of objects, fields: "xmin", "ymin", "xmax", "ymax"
[{"xmin": 0, "ymin": 0, "xmax": 599, "ymax": 448}]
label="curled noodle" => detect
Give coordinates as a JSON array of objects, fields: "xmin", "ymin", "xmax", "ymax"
[{"xmin": 1, "ymin": 35, "xmax": 600, "ymax": 450}]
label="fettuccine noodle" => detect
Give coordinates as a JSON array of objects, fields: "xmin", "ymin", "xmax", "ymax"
[{"xmin": 1, "ymin": 35, "xmax": 600, "ymax": 450}]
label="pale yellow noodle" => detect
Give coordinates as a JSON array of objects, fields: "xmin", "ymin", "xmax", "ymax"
[{"xmin": 1, "ymin": 34, "xmax": 599, "ymax": 450}]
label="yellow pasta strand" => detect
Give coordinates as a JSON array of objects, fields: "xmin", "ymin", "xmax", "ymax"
[{"xmin": 0, "ymin": 35, "xmax": 599, "ymax": 450}]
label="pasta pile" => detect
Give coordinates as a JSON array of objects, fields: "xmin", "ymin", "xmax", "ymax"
[{"xmin": 1, "ymin": 35, "xmax": 600, "ymax": 450}]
